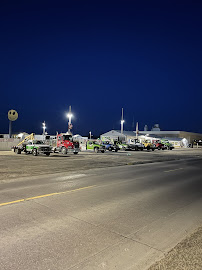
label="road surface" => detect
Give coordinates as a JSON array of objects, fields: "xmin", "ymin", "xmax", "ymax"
[{"xmin": 0, "ymin": 158, "xmax": 202, "ymax": 269}]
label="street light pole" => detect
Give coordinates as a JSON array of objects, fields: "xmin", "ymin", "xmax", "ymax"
[
  {"xmin": 42, "ymin": 121, "xmax": 46, "ymax": 141},
  {"xmin": 121, "ymin": 108, "xmax": 124, "ymax": 134},
  {"xmin": 67, "ymin": 105, "xmax": 73, "ymax": 133}
]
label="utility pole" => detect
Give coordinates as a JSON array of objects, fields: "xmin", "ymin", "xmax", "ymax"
[{"xmin": 9, "ymin": 120, "xmax": 12, "ymax": 138}]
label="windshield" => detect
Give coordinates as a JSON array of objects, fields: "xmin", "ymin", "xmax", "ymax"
[
  {"xmin": 63, "ymin": 135, "xmax": 72, "ymax": 141},
  {"xmin": 33, "ymin": 140, "xmax": 44, "ymax": 144}
]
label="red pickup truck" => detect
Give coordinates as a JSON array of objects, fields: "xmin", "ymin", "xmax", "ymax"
[{"xmin": 153, "ymin": 140, "xmax": 166, "ymax": 150}]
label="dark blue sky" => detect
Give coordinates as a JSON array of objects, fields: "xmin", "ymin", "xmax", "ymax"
[{"xmin": 1, "ymin": 0, "xmax": 202, "ymax": 136}]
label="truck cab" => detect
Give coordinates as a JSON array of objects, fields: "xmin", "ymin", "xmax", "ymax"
[{"xmin": 54, "ymin": 133, "xmax": 80, "ymax": 154}]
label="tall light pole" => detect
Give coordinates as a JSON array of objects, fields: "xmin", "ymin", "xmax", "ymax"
[
  {"xmin": 89, "ymin": 131, "xmax": 92, "ymax": 139},
  {"xmin": 136, "ymin": 122, "xmax": 139, "ymax": 139},
  {"xmin": 67, "ymin": 105, "xmax": 73, "ymax": 133},
  {"xmin": 42, "ymin": 121, "xmax": 46, "ymax": 141},
  {"xmin": 121, "ymin": 108, "xmax": 124, "ymax": 134}
]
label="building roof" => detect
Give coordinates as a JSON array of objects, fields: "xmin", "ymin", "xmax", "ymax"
[
  {"xmin": 101, "ymin": 130, "xmax": 136, "ymax": 137},
  {"xmin": 140, "ymin": 131, "xmax": 180, "ymax": 135}
]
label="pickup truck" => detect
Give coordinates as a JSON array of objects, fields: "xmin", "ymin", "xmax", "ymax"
[
  {"xmin": 153, "ymin": 140, "xmax": 166, "ymax": 150},
  {"xmin": 115, "ymin": 142, "xmax": 131, "ymax": 151},
  {"xmin": 161, "ymin": 139, "xmax": 174, "ymax": 150},
  {"xmin": 16, "ymin": 140, "xmax": 53, "ymax": 156},
  {"xmin": 128, "ymin": 139, "xmax": 144, "ymax": 151},
  {"xmin": 102, "ymin": 141, "xmax": 119, "ymax": 152},
  {"xmin": 87, "ymin": 141, "xmax": 106, "ymax": 153},
  {"xmin": 142, "ymin": 140, "xmax": 155, "ymax": 151}
]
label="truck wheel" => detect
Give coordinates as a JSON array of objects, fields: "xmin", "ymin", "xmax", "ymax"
[
  {"xmin": 61, "ymin": 147, "xmax": 67, "ymax": 154},
  {"xmin": 158, "ymin": 146, "xmax": 161, "ymax": 150},
  {"xmin": 45, "ymin": 153, "xmax": 50, "ymax": 156},
  {"xmin": 33, "ymin": 149, "xmax": 38, "ymax": 156},
  {"xmin": 94, "ymin": 147, "xmax": 98, "ymax": 153},
  {"xmin": 152, "ymin": 148, "xmax": 155, "ymax": 151},
  {"xmin": 73, "ymin": 152, "xmax": 78, "ymax": 154},
  {"xmin": 147, "ymin": 146, "xmax": 150, "ymax": 151},
  {"xmin": 135, "ymin": 146, "xmax": 138, "ymax": 151},
  {"xmin": 17, "ymin": 149, "xmax": 21, "ymax": 154},
  {"xmin": 141, "ymin": 148, "xmax": 143, "ymax": 151},
  {"xmin": 115, "ymin": 149, "xmax": 118, "ymax": 152}
]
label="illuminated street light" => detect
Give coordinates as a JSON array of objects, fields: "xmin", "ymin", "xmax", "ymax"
[
  {"xmin": 121, "ymin": 108, "xmax": 124, "ymax": 134},
  {"xmin": 67, "ymin": 106, "xmax": 73, "ymax": 133},
  {"xmin": 42, "ymin": 121, "xmax": 46, "ymax": 140}
]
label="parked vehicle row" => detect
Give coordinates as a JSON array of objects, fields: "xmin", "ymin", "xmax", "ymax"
[{"xmin": 12, "ymin": 133, "xmax": 174, "ymax": 156}]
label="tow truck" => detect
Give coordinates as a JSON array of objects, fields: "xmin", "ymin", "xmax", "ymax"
[
  {"xmin": 161, "ymin": 139, "xmax": 174, "ymax": 150},
  {"xmin": 101, "ymin": 141, "xmax": 119, "ymax": 152},
  {"xmin": 12, "ymin": 133, "xmax": 52, "ymax": 156},
  {"xmin": 142, "ymin": 140, "xmax": 155, "ymax": 151},
  {"xmin": 153, "ymin": 140, "xmax": 166, "ymax": 150},
  {"xmin": 128, "ymin": 139, "xmax": 144, "ymax": 151},
  {"xmin": 53, "ymin": 133, "xmax": 80, "ymax": 154},
  {"xmin": 86, "ymin": 140, "xmax": 106, "ymax": 153}
]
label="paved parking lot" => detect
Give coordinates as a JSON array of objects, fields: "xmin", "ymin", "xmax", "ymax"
[{"xmin": 1, "ymin": 148, "xmax": 202, "ymax": 182}]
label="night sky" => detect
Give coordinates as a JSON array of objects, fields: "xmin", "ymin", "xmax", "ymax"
[{"xmin": 1, "ymin": 1, "xmax": 202, "ymax": 136}]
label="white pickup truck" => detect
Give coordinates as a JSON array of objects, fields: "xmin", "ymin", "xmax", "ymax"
[{"xmin": 128, "ymin": 139, "xmax": 144, "ymax": 151}]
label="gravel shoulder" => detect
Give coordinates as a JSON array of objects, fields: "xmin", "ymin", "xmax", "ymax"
[
  {"xmin": 148, "ymin": 226, "xmax": 202, "ymax": 270},
  {"xmin": 0, "ymin": 148, "xmax": 202, "ymax": 181}
]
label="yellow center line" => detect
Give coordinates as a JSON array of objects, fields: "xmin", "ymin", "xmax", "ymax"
[
  {"xmin": 0, "ymin": 185, "xmax": 96, "ymax": 207},
  {"xmin": 164, "ymin": 168, "xmax": 184, "ymax": 173}
]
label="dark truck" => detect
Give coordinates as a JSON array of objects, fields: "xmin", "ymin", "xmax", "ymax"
[{"xmin": 102, "ymin": 141, "xmax": 119, "ymax": 152}]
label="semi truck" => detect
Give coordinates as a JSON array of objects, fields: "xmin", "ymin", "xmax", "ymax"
[{"xmin": 53, "ymin": 133, "xmax": 80, "ymax": 154}]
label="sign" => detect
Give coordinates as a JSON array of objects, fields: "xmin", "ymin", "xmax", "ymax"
[{"xmin": 8, "ymin": 110, "xmax": 18, "ymax": 121}]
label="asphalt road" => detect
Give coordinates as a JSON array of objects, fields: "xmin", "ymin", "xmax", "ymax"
[{"xmin": 0, "ymin": 159, "xmax": 202, "ymax": 270}]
